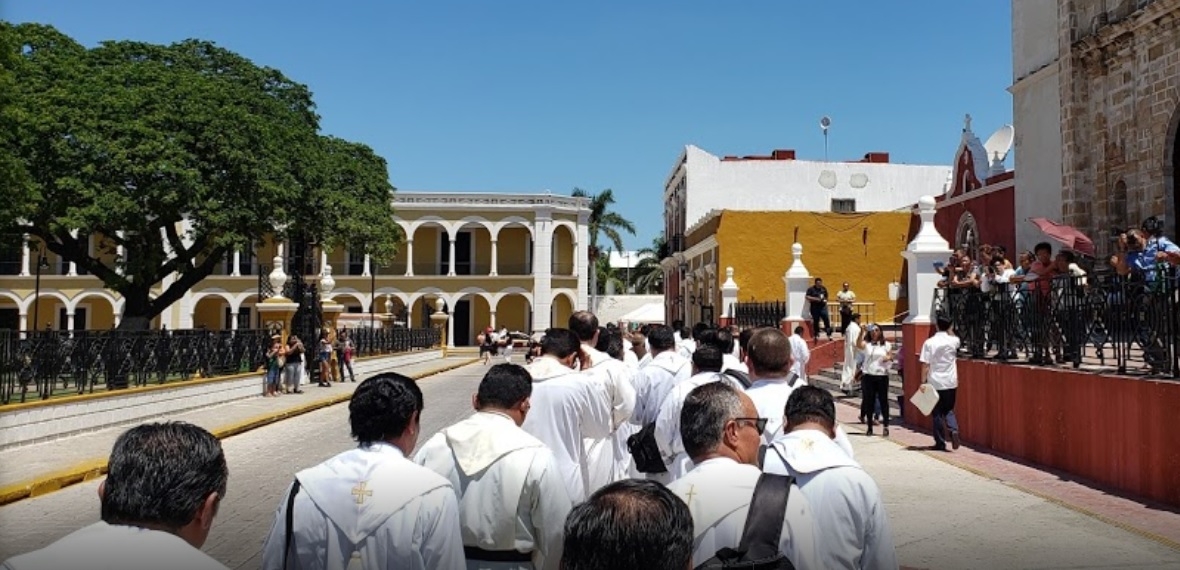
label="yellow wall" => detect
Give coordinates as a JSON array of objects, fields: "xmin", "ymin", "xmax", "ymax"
[
  {"xmin": 495, "ymin": 295, "xmax": 530, "ymax": 333},
  {"xmin": 192, "ymin": 297, "xmax": 227, "ymax": 329},
  {"xmin": 473, "ymin": 228, "xmax": 492, "ymax": 273},
  {"xmin": 78, "ymin": 301, "xmax": 116, "ymax": 330},
  {"xmin": 411, "ymin": 226, "xmax": 442, "ymax": 269},
  {"xmin": 552, "ymin": 294, "xmax": 574, "ymax": 328},
  {"xmin": 498, "ymin": 227, "xmax": 530, "ymax": 273},
  {"xmin": 714, "ymin": 211, "xmax": 910, "ymax": 322},
  {"xmin": 553, "ymin": 226, "xmax": 574, "ymax": 274}
]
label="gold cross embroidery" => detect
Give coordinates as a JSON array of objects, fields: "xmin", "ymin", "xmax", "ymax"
[
  {"xmin": 351, "ymin": 481, "xmax": 373, "ymax": 505},
  {"xmin": 684, "ymin": 485, "xmax": 698, "ymax": 503},
  {"xmin": 800, "ymin": 438, "xmax": 816, "ymax": 453}
]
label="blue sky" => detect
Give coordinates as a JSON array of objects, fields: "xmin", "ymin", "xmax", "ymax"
[{"xmin": 4, "ymin": 1, "xmax": 1013, "ymax": 251}]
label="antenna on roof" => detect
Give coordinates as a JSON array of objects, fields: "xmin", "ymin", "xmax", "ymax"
[{"xmin": 819, "ymin": 116, "xmax": 832, "ymax": 162}]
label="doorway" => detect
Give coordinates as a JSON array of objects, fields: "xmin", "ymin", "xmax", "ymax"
[
  {"xmin": 439, "ymin": 231, "xmax": 474, "ymax": 275},
  {"xmin": 453, "ymin": 299, "xmax": 471, "ymax": 346}
]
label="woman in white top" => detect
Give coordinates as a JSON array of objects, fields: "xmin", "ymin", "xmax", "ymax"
[{"xmin": 856, "ymin": 324, "xmax": 895, "ymax": 437}]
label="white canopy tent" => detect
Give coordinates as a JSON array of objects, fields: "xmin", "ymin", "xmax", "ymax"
[{"xmin": 617, "ymin": 302, "xmax": 665, "ymax": 325}]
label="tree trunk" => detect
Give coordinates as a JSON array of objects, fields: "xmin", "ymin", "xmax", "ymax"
[
  {"xmin": 589, "ymin": 261, "xmax": 598, "ymax": 314},
  {"xmin": 109, "ymin": 289, "xmax": 157, "ymax": 389}
]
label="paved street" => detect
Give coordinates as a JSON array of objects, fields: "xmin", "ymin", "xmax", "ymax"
[{"xmin": 1, "ymin": 362, "xmax": 1178, "ymax": 569}]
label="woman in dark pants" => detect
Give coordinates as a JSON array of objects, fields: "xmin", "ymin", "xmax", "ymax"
[{"xmin": 856, "ymin": 324, "xmax": 895, "ymax": 436}]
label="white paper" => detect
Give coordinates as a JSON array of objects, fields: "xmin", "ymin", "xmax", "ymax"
[{"xmin": 909, "ymin": 384, "xmax": 940, "ymax": 416}]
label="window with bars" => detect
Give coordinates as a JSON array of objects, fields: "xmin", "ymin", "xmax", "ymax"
[{"xmin": 831, "ymin": 199, "xmax": 857, "ymax": 213}]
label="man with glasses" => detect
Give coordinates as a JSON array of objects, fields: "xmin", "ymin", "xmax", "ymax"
[
  {"xmin": 667, "ymin": 382, "xmax": 820, "ymax": 568},
  {"xmin": 762, "ymin": 386, "xmax": 898, "ymax": 570}
]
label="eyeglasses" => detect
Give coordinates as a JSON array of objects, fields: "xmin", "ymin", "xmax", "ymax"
[{"xmin": 733, "ymin": 417, "xmax": 768, "ymax": 435}]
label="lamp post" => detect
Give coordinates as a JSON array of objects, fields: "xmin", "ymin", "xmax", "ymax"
[
  {"xmin": 32, "ymin": 244, "xmax": 49, "ymax": 332},
  {"xmin": 369, "ymin": 259, "xmax": 377, "ymax": 330}
]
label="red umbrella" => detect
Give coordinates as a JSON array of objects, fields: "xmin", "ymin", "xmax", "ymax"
[{"xmin": 1028, "ymin": 217, "xmax": 1096, "ymax": 256}]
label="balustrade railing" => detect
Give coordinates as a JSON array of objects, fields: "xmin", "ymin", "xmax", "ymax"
[
  {"xmin": 933, "ymin": 270, "xmax": 1179, "ymax": 378},
  {"xmin": 346, "ymin": 326, "xmax": 441, "ymax": 358},
  {"xmin": 730, "ymin": 300, "xmax": 786, "ymax": 328}
]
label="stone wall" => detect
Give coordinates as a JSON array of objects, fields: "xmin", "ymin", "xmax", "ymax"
[{"xmin": 1059, "ymin": 0, "xmax": 1180, "ymax": 241}]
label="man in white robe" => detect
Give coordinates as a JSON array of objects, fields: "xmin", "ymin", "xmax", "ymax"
[
  {"xmin": 415, "ymin": 363, "xmax": 572, "ymax": 570},
  {"xmin": 763, "ymin": 386, "xmax": 899, "ymax": 570},
  {"xmin": 569, "ymin": 312, "xmax": 636, "ymax": 493},
  {"xmin": 841, "ymin": 313, "xmax": 862, "ymax": 393},
  {"xmin": 2, "ymin": 422, "xmax": 229, "ymax": 570},
  {"xmin": 520, "ymin": 328, "xmax": 613, "ymax": 502},
  {"xmin": 654, "ymin": 344, "xmax": 743, "ymax": 481},
  {"xmin": 744, "ymin": 328, "xmax": 855, "ymax": 458},
  {"xmin": 668, "ymin": 382, "xmax": 820, "ymax": 569},
  {"xmin": 631, "ymin": 325, "xmax": 693, "ymax": 427},
  {"xmin": 261, "ymin": 373, "xmax": 465, "ymax": 570},
  {"xmin": 789, "ymin": 326, "xmax": 811, "ymax": 384}
]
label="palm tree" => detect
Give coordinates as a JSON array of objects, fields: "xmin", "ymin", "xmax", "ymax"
[
  {"xmin": 632, "ymin": 233, "xmax": 668, "ymax": 294},
  {"xmin": 571, "ymin": 188, "xmax": 636, "ymax": 305}
]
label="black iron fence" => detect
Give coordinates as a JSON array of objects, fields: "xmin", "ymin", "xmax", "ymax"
[
  {"xmin": 347, "ymin": 326, "xmax": 441, "ymax": 358},
  {"xmin": 730, "ymin": 300, "xmax": 786, "ymax": 328},
  {"xmin": 0, "ymin": 328, "xmax": 271, "ymax": 405},
  {"xmin": 933, "ymin": 270, "xmax": 1179, "ymax": 378}
]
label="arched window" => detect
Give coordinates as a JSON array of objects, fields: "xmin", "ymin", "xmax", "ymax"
[{"xmin": 955, "ymin": 212, "xmax": 980, "ymax": 259}]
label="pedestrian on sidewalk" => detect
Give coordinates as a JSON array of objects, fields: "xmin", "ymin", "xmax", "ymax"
[
  {"xmin": 920, "ymin": 315, "xmax": 962, "ymax": 451},
  {"xmin": 2, "ymin": 422, "xmax": 230, "ymax": 569},
  {"xmin": 265, "ymin": 336, "xmax": 284, "ymax": 397},
  {"xmin": 336, "ymin": 330, "xmax": 356, "ymax": 382},
  {"xmin": 283, "ymin": 335, "xmax": 305, "ymax": 394}
]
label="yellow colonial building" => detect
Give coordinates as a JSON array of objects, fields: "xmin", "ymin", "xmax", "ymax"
[{"xmin": 0, "ymin": 192, "xmax": 590, "ymax": 347}]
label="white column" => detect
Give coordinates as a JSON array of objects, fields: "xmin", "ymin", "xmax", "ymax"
[
  {"xmin": 446, "ymin": 310, "xmax": 455, "ymax": 348},
  {"xmin": 532, "ymin": 209, "xmax": 554, "ymax": 332},
  {"xmin": 320, "ymin": 250, "xmax": 328, "ymax": 275},
  {"xmin": 116, "ymin": 231, "xmax": 126, "ymax": 276},
  {"xmin": 903, "ymin": 196, "xmax": 953, "ymax": 324},
  {"xmin": 18, "ymin": 312, "xmax": 27, "ymax": 335},
  {"xmin": 721, "ymin": 267, "xmax": 739, "ymax": 322},
  {"xmin": 784, "ymin": 243, "xmax": 812, "ymax": 321},
  {"xmin": 67, "ymin": 229, "xmax": 78, "ymax": 276},
  {"xmin": 276, "ymin": 240, "xmax": 284, "ymax": 259},
  {"xmin": 362, "ymin": 254, "xmax": 371, "ymax": 277},
  {"xmin": 489, "ymin": 310, "xmax": 497, "ymax": 329},
  {"xmin": 405, "ymin": 240, "xmax": 414, "ymax": 276},
  {"xmin": 490, "ymin": 240, "xmax": 499, "ymax": 276},
  {"xmin": 66, "ymin": 311, "xmax": 75, "ymax": 331},
  {"xmin": 576, "ymin": 211, "xmax": 590, "ymax": 311},
  {"xmin": 230, "ymin": 312, "xmax": 239, "ymax": 330},
  {"xmin": 447, "ymin": 237, "xmax": 457, "ymax": 276},
  {"xmin": 19, "ymin": 234, "xmax": 30, "ymax": 276},
  {"xmin": 231, "ymin": 250, "xmax": 242, "ymax": 276},
  {"xmin": 114, "ymin": 313, "xmax": 121, "ymax": 328}
]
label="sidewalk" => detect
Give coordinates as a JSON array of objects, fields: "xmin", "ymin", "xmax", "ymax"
[
  {"xmin": 0, "ymin": 356, "xmax": 479, "ymax": 506},
  {"xmin": 833, "ymin": 398, "xmax": 1180, "ymax": 552}
]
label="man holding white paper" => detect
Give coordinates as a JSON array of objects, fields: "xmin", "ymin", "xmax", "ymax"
[{"xmin": 919, "ymin": 316, "xmax": 961, "ymax": 451}]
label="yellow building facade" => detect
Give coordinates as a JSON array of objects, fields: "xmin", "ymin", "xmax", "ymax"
[
  {"xmin": 664, "ymin": 210, "xmax": 911, "ymax": 325},
  {"xmin": 0, "ymin": 192, "xmax": 590, "ymax": 347}
]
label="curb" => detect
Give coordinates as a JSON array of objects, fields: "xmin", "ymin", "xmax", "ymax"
[
  {"xmin": 833, "ymin": 399, "xmax": 1180, "ymax": 553},
  {"xmin": 0, "ymin": 358, "xmax": 479, "ymax": 507}
]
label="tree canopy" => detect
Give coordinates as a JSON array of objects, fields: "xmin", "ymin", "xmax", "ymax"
[{"xmin": 0, "ymin": 23, "xmax": 401, "ymax": 329}]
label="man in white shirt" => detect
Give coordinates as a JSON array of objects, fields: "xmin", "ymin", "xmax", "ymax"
[
  {"xmin": 653, "ymin": 344, "xmax": 744, "ymax": 481},
  {"xmin": 837, "ymin": 282, "xmax": 857, "ymax": 335},
  {"xmin": 629, "ymin": 325, "xmax": 693, "ymax": 482},
  {"xmin": 677, "ymin": 325, "xmax": 697, "ymax": 359},
  {"xmin": 521, "ymin": 328, "xmax": 613, "ymax": 502},
  {"xmin": 788, "ymin": 326, "xmax": 811, "ymax": 384},
  {"xmin": 415, "ymin": 363, "xmax": 572, "ymax": 570},
  {"xmin": 745, "ymin": 327, "xmax": 856, "ymax": 458},
  {"xmin": 840, "ymin": 313, "xmax": 862, "ymax": 394},
  {"xmin": 763, "ymin": 386, "xmax": 899, "ymax": 570},
  {"xmin": 920, "ymin": 316, "xmax": 962, "ymax": 451},
  {"xmin": 667, "ymin": 382, "xmax": 820, "ymax": 569},
  {"xmin": 569, "ymin": 312, "xmax": 636, "ymax": 493},
  {"xmin": 261, "ymin": 373, "xmax": 465, "ymax": 570},
  {"xmin": 2, "ymin": 422, "xmax": 230, "ymax": 570}
]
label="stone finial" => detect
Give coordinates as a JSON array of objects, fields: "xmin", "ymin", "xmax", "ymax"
[
  {"xmin": 433, "ymin": 297, "xmax": 446, "ymax": 313},
  {"xmin": 907, "ymin": 195, "xmax": 950, "ymax": 252},
  {"xmin": 722, "ymin": 266, "xmax": 738, "ymax": 290},
  {"xmin": 268, "ymin": 255, "xmax": 288, "ymax": 295},
  {"xmin": 786, "ymin": 243, "xmax": 809, "ymax": 278},
  {"xmin": 990, "ymin": 151, "xmax": 1006, "ymax": 176},
  {"xmin": 319, "ymin": 264, "xmax": 335, "ymax": 295}
]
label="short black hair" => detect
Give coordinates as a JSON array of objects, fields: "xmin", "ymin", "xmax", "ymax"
[
  {"xmin": 569, "ymin": 311, "xmax": 599, "ymax": 342},
  {"xmin": 561, "ymin": 479, "xmax": 693, "ymax": 570},
  {"xmin": 601, "ymin": 329, "xmax": 625, "ymax": 361},
  {"xmin": 739, "ymin": 326, "xmax": 758, "ymax": 352},
  {"xmin": 101, "ymin": 422, "xmax": 228, "ymax": 531},
  {"xmin": 671, "ymin": 319, "xmax": 684, "ymax": 330},
  {"xmin": 936, "ymin": 315, "xmax": 953, "ymax": 332},
  {"xmin": 1034, "ymin": 241, "xmax": 1053, "ymax": 254},
  {"xmin": 594, "ymin": 326, "xmax": 612, "ymax": 353},
  {"xmin": 701, "ymin": 327, "xmax": 735, "ymax": 354},
  {"xmin": 692, "ymin": 343, "xmax": 724, "ymax": 373},
  {"xmin": 784, "ymin": 385, "xmax": 836, "ymax": 430},
  {"xmin": 647, "ymin": 325, "xmax": 676, "ymax": 351},
  {"xmin": 477, "ymin": 363, "xmax": 532, "ymax": 409},
  {"xmin": 794, "ymin": 326, "xmax": 805, "ymax": 335},
  {"xmin": 350, "ymin": 372, "xmax": 423, "ymax": 444},
  {"xmin": 691, "ymin": 322, "xmax": 711, "ymax": 341},
  {"xmin": 540, "ymin": 328, "xmax": 581, "ymax": 358},
  {"xmin": 680, "ymin": 381, "xmax": 743, "ymax": 459}
]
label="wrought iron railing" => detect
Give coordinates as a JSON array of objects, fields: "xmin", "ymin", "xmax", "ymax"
[
  {"xmin": 730, "ymin": 300, "xmax": 786, "ymax": 328},
  {"xmin": 0, "ymin": 328, "xmax": 271, "ymax": 405},
  {"xmin": 932, "ymin": 270, "xmax": 1179, "ymax": 378},
  {"xmin": 346, "ymin": 326, "xmax": 441, "ymax": 358}
]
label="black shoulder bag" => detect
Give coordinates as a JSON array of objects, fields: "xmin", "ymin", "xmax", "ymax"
[
  {"xmin": 694, "ymin": 472, "xmax": 797, "ymax": 569},
  {"xmin": 627, "ymin": 422, "xmax": 668, "ymax": 474},
  {"xmin": 282, "ymin": 478, "xmax": 302, "ymax": 569},
  {"xmin": 724, "ymin": 368, "xmax": 752, "ymax": 389}
]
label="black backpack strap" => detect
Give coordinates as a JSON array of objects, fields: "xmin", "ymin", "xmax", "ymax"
[
  {"xmin": 282, "ymin": 478, "xmax": 301, "ymax": 570},
  {"xmin": 735, "ymin": 472, "xmax": 794, "ymax": 561},
  {"xmin": 724, "ymin": 369, "xmax": 752, "ymax": 389}
]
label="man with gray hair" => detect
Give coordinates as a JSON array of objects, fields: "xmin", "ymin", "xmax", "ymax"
[{"xmin": 666, "ymin": 382, "xmax": 820, "ymax": 568}]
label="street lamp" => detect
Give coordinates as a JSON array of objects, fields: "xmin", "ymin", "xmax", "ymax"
[
  {"xmin": 369, "ymin": 258, "xmax": 377, "ymax": 330},
  {"xmin": 32, "ymin": 243, "xmax": 49, "ymax": 332}
]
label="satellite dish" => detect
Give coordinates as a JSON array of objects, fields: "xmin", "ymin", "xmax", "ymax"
[
  {"xmin": 820, "ymin": 116, "xmax": 831, "ymax": 130},
  {"xmin": 983, "ymin": 124, "xmax": 1014, "ymax": 163}
]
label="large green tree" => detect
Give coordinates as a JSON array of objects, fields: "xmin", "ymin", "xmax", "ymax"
[
  {"xmin": 571, "ymin": 188, "xmax": 636, "ymax": 298},
  {"xmin": 1, "ymin": 23, "xmax": 400, "ymax": 329}
]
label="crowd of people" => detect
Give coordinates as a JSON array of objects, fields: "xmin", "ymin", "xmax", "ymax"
[{"xmin": 3, "ymin": 312, "xmax": 907, "ymax": 570}]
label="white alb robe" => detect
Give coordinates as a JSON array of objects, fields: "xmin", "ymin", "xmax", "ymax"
[
  {"xmin": 261, "ymin": 443, "xmax": 465, "ymax": 570},
  {"xmin": 721, "ymin": 353, "xmax": 749, "ymax": 375},
  {"xmin": 580, "ymin": 344, "xmax": 637, "ymax": 493},
  {"xmin": 1, "ymin": 522, "xmax": 228, "ymax": 570},
  {"xmin": 414, "ymin": 412, "xmax": 573, "ymax": 570},
  {"xmin": 520, "ymin": 357, "xmax": 613, "ymax": 503},
  {"xmin": 841, "ymin": 322, "xmax": 862, "ymax": 390},
  {"xmin": 667, "ymin": 458, "xmax": 821, "ymax": 569},
  {"xmin": 763, "ymin": 430, "xmax": 899, "ymax": 570},
  {"xmin": 746, "ymin": 375, "xmax": 855, "ymax": 459},
  {"xmin": 653, "ymin": 371, "xmax": 744, "ymax": 481},
  {"xmin": 630, "ymin": 350, "xmax": 692, "ymax": 427},
  {"xmin": 788, "ymin": 334, "xmax": 811, "ymax": 382}
]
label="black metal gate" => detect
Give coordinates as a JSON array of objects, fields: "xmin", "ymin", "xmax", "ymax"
[{"xmin": 258, "ymin": 239, "xmax": 324, "ymax": 385}]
